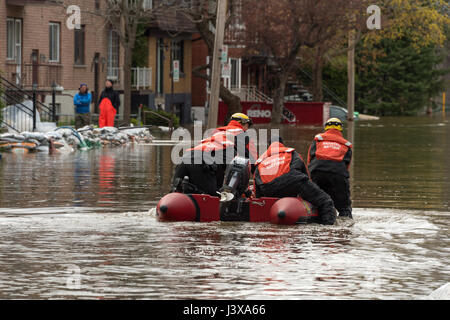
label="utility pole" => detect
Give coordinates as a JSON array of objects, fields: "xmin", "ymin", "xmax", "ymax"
[
  {"xmin": 207, "ymin": 0, "xmax": 228, "ymax": 129},
  {"xmin": 347, "ymin": 26, "xmax": 356, "ymax": 192},
  {"xmin": 347, "ymin": 29, "xmax": 355, "ymax": 144},
  {"xmin": 170, "ymin": 44, "xmax": 175, "ymax": 115},
  {"xmin": 443, "ymin": 92, "xmax": 446, "ymax": 117}
]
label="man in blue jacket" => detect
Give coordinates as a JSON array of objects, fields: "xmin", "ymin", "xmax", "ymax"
[{"xmin": 73, "ymin": 83, "xmax": 92, "ymax": 129}]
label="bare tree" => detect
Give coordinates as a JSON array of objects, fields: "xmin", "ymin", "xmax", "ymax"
[
  {"xmin": 305, "ymin": 1, "xmax": 368, "ymax": 103},
  {"xmin": 306, "ymin": 30, "xmax": 364, "ymax": 103},
  {"xmin": 241, "ymin": 0, "xmax": 367, "ymax": 124},
  {"xmin": 180, "ymin": 0, "xmax": 244, "ymax": 122}
]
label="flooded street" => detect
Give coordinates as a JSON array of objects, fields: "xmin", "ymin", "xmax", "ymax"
[{"xmin": 0, "ymin": 116, "xmax": 449, "ymax": 299}]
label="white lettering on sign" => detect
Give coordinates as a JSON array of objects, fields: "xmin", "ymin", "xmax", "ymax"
[{"xmin": 247, "ymin": 109, "xmax": 271, "ymax": 118}]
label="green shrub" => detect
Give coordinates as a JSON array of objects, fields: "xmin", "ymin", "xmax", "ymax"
[
  {"xmin": 143, "ymin": 108, "xmax": 179, "ymax": 128},
  {"xmin": 130, "ymin": 118, "xmax": 140, "ymax": 126}
]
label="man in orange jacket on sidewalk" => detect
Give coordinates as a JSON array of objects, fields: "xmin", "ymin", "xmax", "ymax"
[
  {"xmin": 308, "ymin": 118, "xmax": 353, "ymax": 218},
  {"xmin": 98, "ymin": 98, "xmax": 116, "ymax": 128}
]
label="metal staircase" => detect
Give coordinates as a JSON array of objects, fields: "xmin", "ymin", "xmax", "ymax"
[
  {"xmin": 0, "ymin": 75, "xmax": 55, "ymax": 133},
  {"xmin": 298, "ymin": 69, "xmax": 347, "ymax": 107},
  {"xmin": 229, "ymin": 85, "xmax": 273, "ymax": 103}
]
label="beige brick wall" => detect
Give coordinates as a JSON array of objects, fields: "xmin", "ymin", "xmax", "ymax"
[
  {"xmin": 0, "ymin": 4, "xmax": 6, "ymax": 69},
  {"xmin": 147, "ymin": 36, "xmax": 192, "ymax": 95}
]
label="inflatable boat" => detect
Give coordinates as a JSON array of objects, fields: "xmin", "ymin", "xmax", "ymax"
[
  {"xmin": 156, "ymin": 156, "xmax": 319, "ymax": 225},
  {"xmin": 156, "ymin": 193, "xmax": 319, "ymax": 225}
]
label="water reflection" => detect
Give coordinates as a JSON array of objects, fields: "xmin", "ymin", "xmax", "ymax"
[
  {"xmin": 98, "ymin": 154, "xmax": 116, "ymax": 206},
  {"xmin": 0, "ymin": 116, "xmax": 449, "ymax": 299}
]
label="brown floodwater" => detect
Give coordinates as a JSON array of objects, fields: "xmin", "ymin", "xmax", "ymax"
[{"xmin": 0, "ymin": 116, "xmax": 448, "ymax": 299}]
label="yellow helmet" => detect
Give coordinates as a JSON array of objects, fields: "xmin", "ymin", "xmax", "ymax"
[
  {"xmin": 325, "ymin": 118, "xmax": 343, "ymax": 131},
  {"xmin": 231, "ymin": 113, "xmax": 253, "ymax": 126}
]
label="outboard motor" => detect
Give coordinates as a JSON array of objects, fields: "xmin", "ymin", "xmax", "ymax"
[
  {"xmin": 219, "ymin": 156, "xmax": 251, "ymax": 221},
  {"xmin": 219, "ymin": 156, "xmax": 251, "ymax": 202}
]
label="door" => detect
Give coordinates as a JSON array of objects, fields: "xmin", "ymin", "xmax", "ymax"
[{"xmin": 31, "ymin": 49, "xmax": 39, "ymax": 86}]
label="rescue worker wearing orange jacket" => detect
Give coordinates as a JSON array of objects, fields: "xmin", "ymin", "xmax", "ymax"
[
  {"xmin": 172, "ymin": 113, "xmax": 257, "ymax": 196},
  {"xmin": 307, "ymin": 118, "xmax": 353, "ymax": 218},
  {"xmin": 254, "ymin": 136, "xmax": 336, "ymax": 225}
]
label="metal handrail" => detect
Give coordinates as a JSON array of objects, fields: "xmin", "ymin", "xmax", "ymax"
[
  {"xmin": 1, "ymin": 75, "xmax": 55, "ymax": 132},
  {"xmin": 0, "ymin": 75, "xmax": 53, "ymax": 115},
  {"xmin": 143, "ymin": 110, "xmax": 173, "ymax": 131}
]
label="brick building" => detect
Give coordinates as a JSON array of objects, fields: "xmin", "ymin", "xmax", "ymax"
[
  {"xmin": 191, "ymin": 0, "xmax": 273, "ymax": 114},
  {"xmin": 0, "ymin": 0, "xmax": 125, "ymax": 120}
]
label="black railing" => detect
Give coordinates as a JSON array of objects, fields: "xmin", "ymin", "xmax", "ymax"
[
  {"xmin": 299, "ymin": 69, "xmax": 347, "ymax": 108},
  {"xmin": 0, "ymin": 75, "xmax": 56, "ymax": 133},
  {"xmin": 4, "ymin": 62, "xmax": 62, "ymax": 90}
]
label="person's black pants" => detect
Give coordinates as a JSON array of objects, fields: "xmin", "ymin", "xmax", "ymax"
[
  {"xmin": 258, "ymin": 175, "xmax": 336, "ymax": 225},
  {"xmin": 311, "ymin": 171, "xmax": 352, "ymax": 218},
  {"xmin": 172, "ymin": 163, "xmax": 222, "ymax": 196}
]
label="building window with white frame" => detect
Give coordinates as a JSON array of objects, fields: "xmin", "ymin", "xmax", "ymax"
[
  {"xmin": 107, "ymin": 29, "xmax": 120, "ymax": 81},
  {"xmin": 7, "ymin": 18, "xmax": 22, "ymax": 62},
  {"xmin": 143, "ymin": 0, "xmax": 153, "ymax": 10},
  {"xmin": 230, "ymin": 58, "xmax": 241, "ymax": 89},
  {"xmin": 49, "ymin": 22, "xmax": 60, "ymax": 62},
  {"xmin": 171, "ymin": 40, "xmax": 184, "ymax": 73}
]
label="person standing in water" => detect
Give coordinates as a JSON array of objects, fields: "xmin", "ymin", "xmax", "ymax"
[{"xmin": 307, "ymin": 118, "xmax": 353, "ymax": 218}]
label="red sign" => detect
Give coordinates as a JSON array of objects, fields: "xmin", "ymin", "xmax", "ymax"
[{"xmin": 218, "ymin": 101, "xmax": 327, "ymax": 126}]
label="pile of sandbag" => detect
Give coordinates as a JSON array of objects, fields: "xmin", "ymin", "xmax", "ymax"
[
  {"xmin": 78, "ymin": 126, "xmax": 154, "ymax": 147},
  {"xmin": 0, "ymin": 131, "xmax": 71, "ymax": 153},
  {"xmin": 0, "ymin": 126, "xmax": 154, "ymax": 153}
]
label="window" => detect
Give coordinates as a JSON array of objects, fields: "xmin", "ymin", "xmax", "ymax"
[
  {"xmin": 127, "ymin": 0, "xmax": 153, "ymax": 9},
  {"xmin": 171, "ymin": 40, "xmax": 184, "ymax": 73},
  {"xmin": 180, "ymin": 0, "xmax": 193, "ymax": 8},
  {"xmin": 7, "ymin": 18, "xmax": 21, "ymax": 62},
  {"xmin": 157, "ymin": 38, "xmax": 164, "ymax": 94},
  {"xmin": 95, "ymin": 0, "xmax": 100, "ymax": 10},
  {"xmin": 227, "ymin": 0, "xmax": 245, "ymax": 43},
  {"xmin": 230, "ymin": 58, "xmax": 241, "ymax": 88},
  {"xmin": 143, "ymin": 0, "xmax": 153, "ymax": 10},
  {"xmin": 107, "ymin": 29, "xmax": 120, "ymax": 80},
  {"xmin": 74, "ymin": 25, "xmax": 85, "ymax": 65},
  {"xmin": 7, "ymin": 19, "xmax": 14, "ymax": 60},
  {"xmin": 49, "ymin": 22, "xmax": 60, "ymax": 62}
]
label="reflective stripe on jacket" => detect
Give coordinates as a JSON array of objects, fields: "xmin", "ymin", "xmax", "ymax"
[{"xmin": 254, "ymin": 142, "xmax": 310, "ymax": 198}]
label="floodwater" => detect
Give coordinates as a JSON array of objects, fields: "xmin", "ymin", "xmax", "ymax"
[{"xmin": 0, "ymin": 116, "xmax": 448, "ymax": 299}]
